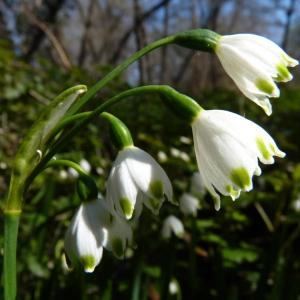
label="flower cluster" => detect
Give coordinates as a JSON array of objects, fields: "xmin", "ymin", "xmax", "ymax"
[
  {"xmin": 64, "ymin": 32, "xmax": 298, "ymax": 273},
  {"xmin": 65, "ymin": 146, "xmax": 173, "ymax": 272},
  {"xmin": 64, "ymin": 197, "xmax": 132, "ymax": 272}
]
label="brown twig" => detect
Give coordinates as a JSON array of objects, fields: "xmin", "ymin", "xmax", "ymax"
[{"xmin": 25, "ymin": 11, "xmax": 72, "ymax": 70}]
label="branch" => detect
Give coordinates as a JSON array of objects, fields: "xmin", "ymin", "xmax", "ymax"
[
  {"xmin": 109, "ymin": 0, "xmax": 171, "ymax": 64},
  {"xmin": 23, "ymin": 0, "xmax": 65, "ymax": 59},
  {"xmin": 25, "ymin": 12, "xmax": 72, "ymax": 70},
  {"xmin": 281, "ymin": 0, "xmax": 296, "ymax": 50}
]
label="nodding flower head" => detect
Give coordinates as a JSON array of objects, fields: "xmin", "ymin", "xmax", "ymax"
[
  {"xmin": 106, "ymin": 146, "xmax": 173, "ymax": 219},
  {"xmin": 161, "ymin": 215, "xmax": 185, "ymax": 239},
  {"xmin": 65, "ymin": 196, "xmax": 134, "ymax": 271},
  {"xmin": 64, "ymin": 199, "xmax": 107, "ymax": 273},
  {"xmin": 191, "ymin": 109, "xmax": 285, "ymax": 210},
  {"xmin": 103, "ymin": 212, "xmax": 133, "ymax": 259},
  {"xmin": 216, "ymin": 34, "xmax": 298, "ymax": 115}
]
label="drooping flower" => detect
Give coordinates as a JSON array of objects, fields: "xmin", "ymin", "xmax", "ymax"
[
  {"xmin": 106, "ymin": 146, "xmax": 173, "ymax": 219},
  {"xmin": 191, "ymin": 109, "xmax": 285, "ymax": 210},
  {"xmin": 179, "ymin": 193, "xmax": 199, "ymax": 216},
  {"xmin": 103, "ymin": 212, "xmax": 133, "ymax": 259},
  {"xmin": 65, "ymin": 195, "xmax": 134, "ymax": 271},
  {"xmin": 161, "ymin": 215, "xmax": 184, "ymax": 239},
  {"xmin": 215, "ymin": 34, "xmax": 298, "ymax": 115},
  {"xmin": 64, "ymin": 199, "xmax": 108, "ymax": 273}
]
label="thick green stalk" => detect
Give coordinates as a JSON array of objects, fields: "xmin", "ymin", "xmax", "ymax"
[{"xmin": 4, "ymin": 212, "xmax": 21, "ymax": 300}]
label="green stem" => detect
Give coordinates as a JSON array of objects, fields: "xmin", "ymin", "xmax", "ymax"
[
  {"xmin": 27, "ymin": 85, "xmax": 172, "ymax": 186},
  {"xmin": 28, "ymin": 84, "xmax": 201, "ymax": 187},
  {"xmin": 48, "ymin": 85, "xmax": 170, "ymax": 140},
  {"xmin": 44, "ymin": 159, "xmax": 89, "ymax": 177},
  {"xmin": 131, "ymin": 259, "xmax": 143, "ymax": 300},
  {"xmin": 67, "ymin": 36, "xmax": 176, "ymax": 115},
  {"xmin": 4, "ymin": 212, "xmax": 21, "ymax": 300},
  {"xmin": 44, "ymin": 159, "xmax": 98, "ymax": 201},
  {"xmin": 64, "ymin": 28, "xmax": 218, "ymax": 116}
]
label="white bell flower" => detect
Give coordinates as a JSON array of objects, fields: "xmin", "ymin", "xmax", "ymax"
[
  {"xmin": 216, "ymin": 34, "xmax": 298, "ymax": 115},
  {"xmin": 64, "ymin": 199, "xmax": 108, "ymax": 273},
  {"xmin": 161, "ymin": 215, "xmax": 184, "ymax": 239},
  {"xmin": 179, "ymin": 193, "xmax": 199, "ymax": 216},
  {"xmin": 191, "ymin": 109, "xmax": 285, "ymax": 210},
  {"xmin": 106, "ymin": 146, "xmax": 173, "ymax": 219},
  {"xmin": 103, "ymin": 212, "xmax": 133, "ymax": 259}
]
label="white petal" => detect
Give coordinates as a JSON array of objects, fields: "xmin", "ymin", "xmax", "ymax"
[
  {"xmin": 138, "ymin": 190, "xmax": 163, "ymax": 215},
  {"xmin": 130, "ymin": 192, "xmax": 144, "ymax": 221},
  {"xmin": 201, "ymin": 110, "xmax": 285, "ymax": 162},
  {"xmin": 191, "ymin": 110, "xmax": 285, "ymax": 208},
  {"xmin": 64, "ymin": 200, "xmax": 106, "ymax": 272},
  {"xmin": 216, "ymin": 34, "xmax": 298, "ymax": 114},
  {"xmin": 106, "ymin": 158, "xmax": 138, "ymax": 219},
  {"xmin": 123, "ymin": 147, "xmax": 173, "ymax": 201},
  {"xmin": 161, "ymin": 215, "xmax": 184, "ymax": 239},
  {"xmin": 107, "ymin": 147, "xmax": 173, "ymax": 219},
  {"xmin": 193, "ymin": 116, "xmax": 257, "ymax": 192},
  {"xmin": 104, "ymin": 214, "xmax": 133, "ymax": 259}
]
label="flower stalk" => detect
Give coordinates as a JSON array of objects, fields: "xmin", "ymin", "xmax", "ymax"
[
  {"xmin": 67, "ymin": 28, "xmax": 219, "ymax": 116},
  {"xmin": 4, "ymin": 212, "xmax": 20, "ymax": 300},
  {"xmin": 29, "ymin": 85, "xmax": 201, "ymax": 186}
]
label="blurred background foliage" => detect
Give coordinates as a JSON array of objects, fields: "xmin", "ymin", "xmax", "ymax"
[{"xmin": 1, "ymin": 0, "xmax": 300, "ymax": 299}]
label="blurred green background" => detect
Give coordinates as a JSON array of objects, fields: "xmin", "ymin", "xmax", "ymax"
[{"xmin": 1, "ymin": 0, "xmax": 300, "ymax": 299}]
